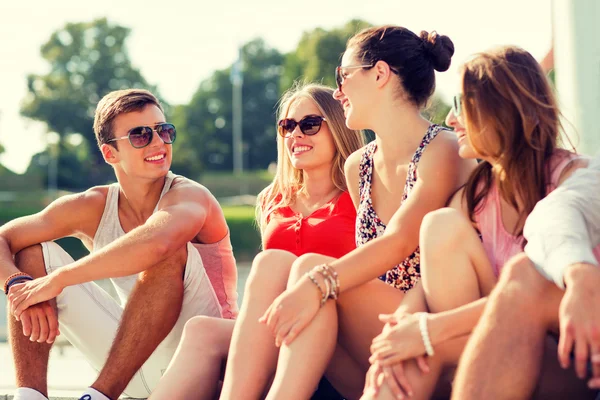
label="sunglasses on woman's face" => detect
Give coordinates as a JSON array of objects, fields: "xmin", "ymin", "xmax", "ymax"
[
  {"xmin": 107, "ymin": 123, "xmax": 177, "ymax": 149},
  {"xmin": 278, "ymin": 115, "xmax": 327, "ymax": 138},
  {"xmin": 335, "ymin": 64, "xmax": 373, "ymax": 90},
  {"xmin": 452, "ymin": 94, "xmax": 463, "ymax": 118}
]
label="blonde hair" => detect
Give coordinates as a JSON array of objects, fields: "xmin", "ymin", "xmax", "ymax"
[{"xmin": 256, "ymin": 82, "xmax": 365, "ymax": 234}]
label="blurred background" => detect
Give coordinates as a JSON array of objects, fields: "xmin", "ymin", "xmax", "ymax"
[{"xmin": 1, "ymin": 0, "xmax": 599, "ymax": 395}]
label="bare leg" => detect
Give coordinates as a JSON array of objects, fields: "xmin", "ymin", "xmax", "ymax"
[
  {"xmin": 150, "ymin": 317, "xmax": 235, "ymax": 400},
  {"xmin": 360, "ymin": 208, "xmax": 498, "ymax": 400},
  {"xmin": 92, "ymin": 246, "xmax": 188, "ymax": 399},
  {"xmin": 219, "ymin": 250, "xmax": 298, "ymax": 400},
  {"xmin": 261, "ymin": 253, "xmax": 406, "ymax": 400},
  {"xmin": 420, "ymin": 208, "xmax": 497, "ymax": 313},
  {"xmin": 9, "ymin": 245, "xmax": 52, "ymax": 398},
  {"xmin": 452, "ymin": 253, "xmax": 593, "ymax": 400}
]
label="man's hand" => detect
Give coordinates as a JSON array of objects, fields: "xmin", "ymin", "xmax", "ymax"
[
  {"xmin": 14, "ymin": 300, "xmax": 60, "ymax": 344},
  {"xmin": 560, "ymin": 263, "xmax": 600, "ymax": 388},
  {"xmin": 8, "ymin": 274, "xmax": 64, "ymax": 320}
]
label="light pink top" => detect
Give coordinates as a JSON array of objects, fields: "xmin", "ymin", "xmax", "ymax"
[{"xmin": 475, "ymin": 152, "xmax": 579, "ymax": 276}]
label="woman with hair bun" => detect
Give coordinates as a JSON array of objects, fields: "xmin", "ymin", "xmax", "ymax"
[
  {"xmin": 364, "ymin": 46, "xmax": 588, "ymax": 400},
  {"xmin": 225, "ymin": 25, "xmax": 475, "ymax": 400}
]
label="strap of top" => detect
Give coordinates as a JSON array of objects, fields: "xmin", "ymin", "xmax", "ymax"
[
  {"xmin": 358, "ymin": 141, "xmax": 378, "ymax": 200},
  {"xmin": 402, "ymin": 125, "xmax": 444, "ymax": 199}
]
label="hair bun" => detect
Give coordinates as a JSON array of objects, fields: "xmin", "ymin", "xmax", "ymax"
[{"xmin": 420, "ymin": 30, "xmax": 455, "ymax": 72}]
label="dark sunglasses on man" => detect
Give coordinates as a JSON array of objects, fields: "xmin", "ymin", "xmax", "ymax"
[
  {"xmin": 278, "ymin": 115, "xmax": 327, "ymax": 138},
  {"xmin": 107, "ymin": 123, "xmax": 177, "ymax": 149}
]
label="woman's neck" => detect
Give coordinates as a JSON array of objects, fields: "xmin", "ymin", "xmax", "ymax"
[
  {"xmin": 300, "ymin": 166, "xmax": 339, "ymax": 202},
  {"xmin": 370, "ymin": 102, "xmax": 432, "ymax": 163}
]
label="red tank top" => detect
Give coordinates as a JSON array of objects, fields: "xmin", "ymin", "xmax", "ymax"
[{"xmin": 263, "ymin": 191, "xmax": 357, "ymax": 258}]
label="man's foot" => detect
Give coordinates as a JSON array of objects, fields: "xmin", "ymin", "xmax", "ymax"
[
  {"xmin": 78, "ymin": 387, "xmax": 112, "ymax": 400},
  {"xmin": 13, "ymin": 387, "xmax": 48, "ymax": 400}
]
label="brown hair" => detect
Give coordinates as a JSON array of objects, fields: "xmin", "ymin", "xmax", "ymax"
[
  {"xmin": 93, "ymin": 89, "xmax": 163, "ymax": 148},
  {"xmin": 461, "ymin": 46, "xmax": 571, "ymax": 239},
  {"xmin": 256, "ymin": 82, "xmax": 365, "ymax": 234},
  {"xmin": 347, "ymin": 26, "xmax": 454, "ymax": 107}
]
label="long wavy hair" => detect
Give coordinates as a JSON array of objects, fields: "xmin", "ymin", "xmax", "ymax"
[
  {"xmin": 462, "ymin": 46, "xmax": 573, "ymax": 240},
  {"xmin": 256, "ymin": 82, "xmax": 365, "ymax": 235}
]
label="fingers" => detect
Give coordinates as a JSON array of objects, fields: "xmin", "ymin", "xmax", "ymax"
[
  {"xmin": 383, "ymin": 364, "xmax": 409, "ymax": 399},
  {"xmin": 20, "ymin": 312, "xmax": 32, "ymax": 337},
  {"xmin": 282, "ymin": 321, "xmax": 303, "ymax": 346},
  {"xmin": 415, "ymin": 356, "xmax": 430, "ymax": 374},
  {"xmin": 589, "ymin": 376, "xmax": 600, "ymax": 389},
  {"xmin": 379, "ymin": 314, "xmax": 397, "ymax": 324},
  {"xmin": 558, "ymin": 322, "xmax": 574, "ymax": 369},
  {"xmin": 28, "ymin": 308, "xmax": 41, "ymax": 342},
  {"xmin": 36, "ymin": 309, "xmax": 50, "ymax": 343},
  {"xmin": 275, "ymin": 320, "xmax": 293, "ymax": 347},
  {"xmin": 574, "ymin": 333, "xmax": 589, "ymax": 379},
  {"xmin": 364, "ymin": 364, "xmax": 378, "ymax": 396},
  {"xmin": 45, "ymin": 305, "xmax": 60, "ymax": 344}
]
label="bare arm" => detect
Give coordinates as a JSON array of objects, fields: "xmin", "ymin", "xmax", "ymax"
[
  {"xmin": 53, "ymin": 182, "xmax": 214, "ymax": 287},
  {"xmin": 333, "ymin": 132, "xmax": 473, "ymax": 292},
  {"xmin": 0, "ymin": 189, "xmax": 104, "ymax": 283},
  {"xmin": 344, "ymin": 147, "xmax": 364, "ymax": 210}
]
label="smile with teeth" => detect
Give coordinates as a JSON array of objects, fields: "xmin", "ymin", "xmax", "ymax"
[
  {"xmin": 145, "ymin": 154, "xmax": 165, "ymax": 161},
  {"xmin": 293, "ymin": 145, "xmax": 313, "ymax": 154}
]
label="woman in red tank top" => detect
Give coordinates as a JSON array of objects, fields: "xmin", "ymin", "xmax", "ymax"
[{"xmin": 149, "ymin": 83, "xmax": 364, "ymax": 400}]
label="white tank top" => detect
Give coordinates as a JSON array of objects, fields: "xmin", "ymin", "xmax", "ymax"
[{"xmin": 92, "ymin": 172, "xmax": 239, "ymax": 318}]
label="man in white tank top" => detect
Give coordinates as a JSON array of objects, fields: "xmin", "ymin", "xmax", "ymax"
[{"xmin": 1, "ymin": 89, "xmax": 238, "ymax": 400}]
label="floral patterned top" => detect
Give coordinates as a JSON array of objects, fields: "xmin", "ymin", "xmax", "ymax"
[{"xmin": 355, "ymin": 124, "xmax": 444, "ymax": 291}]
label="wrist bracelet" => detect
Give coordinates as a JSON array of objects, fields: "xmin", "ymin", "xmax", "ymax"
[
  {"xmin": 307, "ymin": 272, "xmax": 327, "ymax": 307},
  {"xmin": 419, "ymin": 313, "xmax": 435, "ymax": 357},
  {"xmin": 3, "ymin": 272, "xmax": 33, "ymax": 295}
]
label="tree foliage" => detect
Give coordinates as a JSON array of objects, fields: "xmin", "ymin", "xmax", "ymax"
[{"xmin": 20, "ymin": 18, "xmax": 159, "ymax": 186}]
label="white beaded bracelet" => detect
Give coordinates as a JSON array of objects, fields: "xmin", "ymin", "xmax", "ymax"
[{"xmin": 419, "ymin": 313, "xmax": 435, "ymax": 357}]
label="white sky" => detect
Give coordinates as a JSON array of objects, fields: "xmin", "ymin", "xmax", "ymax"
[{"xmin": 0, "ymin": 0, "xmax": 552, "ymax": 174}]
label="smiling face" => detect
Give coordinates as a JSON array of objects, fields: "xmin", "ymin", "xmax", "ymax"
[
  {"xmin": 445, "ymin": 104, "xmax": 480, "ymax": 160},
  {"xmin": 282, "ymin": 97, "xmax": 336, "ymax": 173},
  {"xmin": 101, "ymin": 104, "xmax": 172, "ymax": 179},
  {"xmin": 332, "ymin": 47, "xmax": 377, "ymax": 130}
]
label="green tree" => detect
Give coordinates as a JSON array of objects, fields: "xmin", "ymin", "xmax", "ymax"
[
  {"xmin": 280, "ymin": 19, "xmax": 372, "ymax": 90},
  {"xmin": 180, "ymin": 38, "xmax": 284, "ymax": 174},
  {"xmin": 20, "ymin": 18, "xmax": 158, "ymax": 188}
]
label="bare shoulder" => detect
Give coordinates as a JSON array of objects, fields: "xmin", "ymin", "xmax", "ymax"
[
  {"xmin": 418, "ymin": 129, "xmax": 461, "ymax": 174},
  {"xmin": 168, "ymin": 176, "xmax": 217, "ymax": 204},
  {"xmin": 345, "ymin": 144, "xmax": 368, "ymax": 174}
]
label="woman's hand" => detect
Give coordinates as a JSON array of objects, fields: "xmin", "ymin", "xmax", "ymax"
[
  {"xmin": 370, "ymin": 312, "xmax": 432, "ymax": 366},
  {"xmin": 364, "ymin": 359, "xmax": 430, "ymax": 399},
  {"xmin": 8, "ymin": 274, "xmax": 64, "ymax": 320},
  {"xmin": 259, "ymin": 274, "xmax": 322, "ymax": 347}
]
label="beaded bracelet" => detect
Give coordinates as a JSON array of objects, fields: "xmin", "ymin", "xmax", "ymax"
[
  {"xmin": 419, "ymin": 313, "xmax": 435, "ymax": 357},
  {"xmin": 316, "ymin": 264, "xmax": 340, "ymax": 300},
  {"xmin": 3, "ymin": 272, "xmax": 33, "ymax": 295},
  {"xmin": 307, "ymin": 272, "xmax": 328, "ymax": 307}
]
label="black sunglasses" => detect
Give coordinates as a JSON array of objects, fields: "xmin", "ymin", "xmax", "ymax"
[
  {"xmin": 278, "ymin": 115, "xmax": 327, "ymax": 137},
  {"xmin": 107, "ymin": 123, "xmax": 177, "ymax": 149}
]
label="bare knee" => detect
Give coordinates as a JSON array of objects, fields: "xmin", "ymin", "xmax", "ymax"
[
  {"xmin": 245, "ymin": 249, "xmax": 297, "ymax": 295},
  {"xmin": 498, "ymin": 253, "xmax": 548, "ymax": 295},
  {"xmin": 14, "ymin": 244, "xmax": 45, "ymax": 277},
  {"xmin": 421, "ymin": 208, "xmax": 473, "ymax": 254},
  {"xmin": 288, "ymin": 253, "xmax": 334, "ymax": 284},
  {"xmin": 181, "ymin": 316, "xmax": 231, "ymax": 357},
  {"xmin": 138, "ymin": 246, "xmax": 188, "ymax": 284}
]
